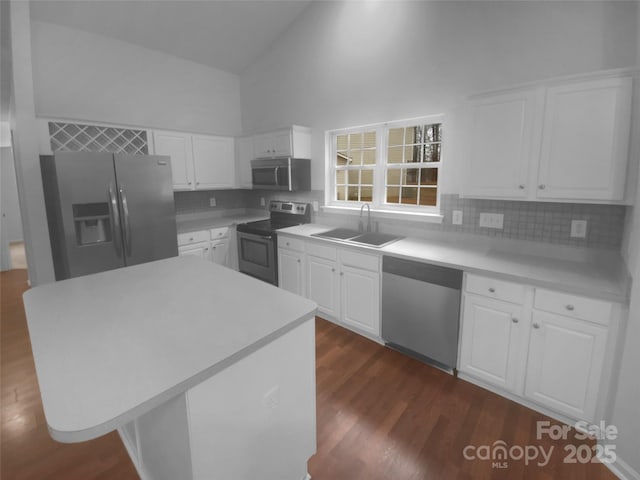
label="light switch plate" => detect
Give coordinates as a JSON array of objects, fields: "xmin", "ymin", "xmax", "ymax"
[
  {"xmin": 452, "ymin": 210, "xmax": 463, "ymax": 225},
  {"xmin": 209, "ymin": 197, "xmax": 216, "ymax": 207},
  {"xmin": 312, "ymin": 201, "xmax": 319, "ymax": 212},
  {"xmin": 571, "ymin": 220, "xmax": 587, "ymax": 238},
  {"xmin": 260, "ymin": 197, "xmax": 266, "ymax": 207}
]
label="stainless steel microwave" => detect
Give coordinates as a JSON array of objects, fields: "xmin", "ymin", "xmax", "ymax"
[{"xmin": 251, "ymin": 157, "xmax": 311, "ymax": 191}]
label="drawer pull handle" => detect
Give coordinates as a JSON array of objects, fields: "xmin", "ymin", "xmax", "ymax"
[
  {"xmin": 518, "ymin": 185, "xmax": 525, "ymax": 189},
  {"xmin": 533, "ymin": 323, "xmax": 541, "ymax": 329},
  {"xmin": 189, "ymin": 237, "xmax": 194, "ymax": 241},
  {"xmin": 286, "ymin": 242, "xmax": 290, "ymax": 246},
  {"xmin": 331, "ymin": 268, "xmax": 335, "ymax": 272},
  {"xmin": 297, "ymin": 259, "xmax": 301, "ymax": 263},
  {"xmin": 538, "ymin": 184, "xmax": 546, "ymax": 190},
  {"xmin": 488, "ymin": 287, "xmax": 496, "ymax": 293},
  {"xmin": 512, "ymin": 318, "xmax": 519, "ymax": 323},
  {"xmin": 565, "ymin": 304, "xmax": 575, "ymax": 311}
]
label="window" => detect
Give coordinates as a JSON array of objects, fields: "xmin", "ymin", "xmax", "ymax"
[{"xmin": 327, "ymin": 115, "xmax": 443, "ymax": 215}]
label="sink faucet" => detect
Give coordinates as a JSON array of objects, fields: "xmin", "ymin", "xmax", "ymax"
[{"xmin": 359, "ymin": 203, "xmax": 372, "ymax": 232}]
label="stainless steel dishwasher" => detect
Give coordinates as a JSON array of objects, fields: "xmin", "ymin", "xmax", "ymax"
[{"xmin": 382, "ymin": 256, "xmax": 462, "ymax": 372}]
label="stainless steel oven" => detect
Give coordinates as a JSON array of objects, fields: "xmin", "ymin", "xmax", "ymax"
[
  {"xmin": 236, "ymin": 201, "xmax": 311, "ymax": 285},
  {"xmin": 251, "ymin": 158, "xmax": 311, "ymax": 191},
  {"xmin": 237, "ymin": 231, "xmax": 277, "ymax": 285}
]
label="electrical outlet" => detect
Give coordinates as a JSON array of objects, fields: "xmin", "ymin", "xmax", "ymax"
[
  {"xmin": 479, "ymin": 213, "xmax": 504, "ymax": 229},
  {"xmin": 260, "ymin": 197, "xmax": 266, "ymax": 207},
  {"xmin": 452, "ymin": 210, "xmax": 463, "ymax": 225},
  {"xmin": 571, "ymin": 220, "xmax": 587, "ymax": 238},
  {"xmin": 312, "ymin": 201, "xmax": 319, "ymax": 212},
  {"xmin": 209, "ymin": 197, "xmax": 216, "ymax": 207}
]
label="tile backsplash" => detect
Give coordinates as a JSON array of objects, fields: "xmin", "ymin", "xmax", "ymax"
[{"xmin": 175, "ymin": 190, "xmax": 626, "ymax": 250}]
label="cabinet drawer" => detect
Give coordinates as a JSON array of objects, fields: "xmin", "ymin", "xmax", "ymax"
[
  {"xmin": 178, "ymin": 230, "xmax": 210, "ymax": 246},
  {"xmin": 465, "ymin": 273, "xmax": 526, "ymax": 304},
  {"xmin": 339, "ymin": 249, "xmax": 380, "ymax": 272},
  {"xmin": 534, "ymin": 289, "xmax": 612, "ymax": 326},
  {"xmin": 209, "ymin": 227, "xmax": 229, "ymax": 240},
  {"xmin": 279, "ymin": 236, "xmax": 305, "ymax": 253},
  {"xmin": 306, "ymin": 241, "xmax": 337, "ymax": 261}
]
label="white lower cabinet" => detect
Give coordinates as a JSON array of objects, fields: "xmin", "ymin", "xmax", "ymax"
[
  {"xmin": 524, "ymin": 310, "xmax": 608, "ymax": 421},
  {"xmin": 459, "ymin": 295, "xmax": 526, "ymax": 393},
  {"xmin": 459, "ymin": 273, "xmax": 616, "ymax": 423},
  {"xmin": 278, "ymin": 235, "xmax": 381, "ymax": 338},
  {"xmin": 210, "ymin": 239, "xmax": 229, "ymax": 265}
]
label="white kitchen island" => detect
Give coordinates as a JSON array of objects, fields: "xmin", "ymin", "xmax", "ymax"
[{"xmin": 23, "ymin": 256, "xmax": 318, "ymax": 480}]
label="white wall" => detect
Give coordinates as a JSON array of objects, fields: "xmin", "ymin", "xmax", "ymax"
[
  {"xmin": 240, "ymin": 0, "xmax": 638, "ymax": 191},
  {"xmin": 30, "ymin": 21, "xmax": 242, "ymax": 136},
  {"xmin": 1, "ymin": 146, "xmax": 23, "ymax": 242},
  {"xmin": 610, "ymin": 5, "xmax": 640, "ymax": 478}
]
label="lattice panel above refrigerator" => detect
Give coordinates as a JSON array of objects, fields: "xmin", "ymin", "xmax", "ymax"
[{"xmin": 48, "ymin": 122, "xmax": 149, "ymax": 155}]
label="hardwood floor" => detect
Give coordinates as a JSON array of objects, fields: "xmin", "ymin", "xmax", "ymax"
[{"xmin": 2, "ymin": 269, "xmax": 615, "ymax": 479}]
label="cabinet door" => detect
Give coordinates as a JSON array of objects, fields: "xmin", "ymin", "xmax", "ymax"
[
  {"xmin": 210, "ymin": 239, "xmax": 229, "ymax": 266},
  {"xmin": 306, "ymin": 255, "xmax": 340, "ymax": 320},
  {"xmin": 236, "ymin": 136, "xmax": 254, "ymax": 188},
  {"xmin": 525, "ymin": 311, "xmax": 608, "ymax": 422},
  {"xmin": 252, "ymin": 134, "xmax": 275, "ymax": 159},
  {"xmin": 459, "ymin": 295, "xmax": 526, "ymax": 393},
  {"xmin": 271, "ymin": 130, "xmax": 293, "ymax": 157},
  {"xmin": 278, "ymin": 249, "xmax": 305, "ymax": 296},
  {"xmin": 341, "ymin": 265, "xmax": 380, "ymax": 337},
  {"xmin": 178, "ymin": 243, "xmax": 210, "ymax": 260},
  {"xmin": 153, "ymin": 131, "xmax": 194, "ymax": 190},
  {"xmin": 537, "ymin": 77, "xmax": 631, "ymax": 201},
  {"xmin": 463, "ymin": 89, "xmax": 540, "ymax": 199},
  {"xmin": 192, "ymin": 135, "xmax": 235, "ymax": 189}
]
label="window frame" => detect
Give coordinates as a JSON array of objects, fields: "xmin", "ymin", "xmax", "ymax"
[{"xmin": 325, "ymin": 114, "xmax": 444, "ymax": 216}]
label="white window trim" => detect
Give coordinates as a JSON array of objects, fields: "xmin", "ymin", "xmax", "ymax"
[{"xmin": 325, "ymin": 114, "xmax": 445, "ymax": 218}]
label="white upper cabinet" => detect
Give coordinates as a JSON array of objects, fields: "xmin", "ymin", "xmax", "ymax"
[
  {"xmin": 153, "ymin": 131, "xmax": 194, "ymax": 190},
  {"xmin": 463, "ymin": 89, "xmax": 541, "ymax": 199},
  {"xmin": 191, "ymin": 135, "xmax": 235, "ymax": 189},
  {"xmin": 235, "ymin": 136, "xmax": 254, "ymax": 189},
  {"xmin": 537, "ymin": 77, "xmax": 632, "ymax": 201},
  {"xmin": 252, "ymin": 126, "xmax": 312, "ymax": 159},
  {"xmin": 462, "ymin": 71, "xmax": 632, "ymax": 203},
  {"xmin": 152, "ymin": 131, "xmax": 235, "ymax": 191}
]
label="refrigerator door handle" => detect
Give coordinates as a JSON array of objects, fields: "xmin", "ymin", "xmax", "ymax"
[
  {"xmin": 108, "ymin": 185, "xmax": 123, "ymax": 258},
  {"xmin": 118, "ymin": 185, "xmax": 132, "ymax": 256}
]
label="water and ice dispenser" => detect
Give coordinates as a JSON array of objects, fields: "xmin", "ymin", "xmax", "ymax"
[{"xmin": 72, "ymin": 203, "xmax": 112, "ymax": 245}]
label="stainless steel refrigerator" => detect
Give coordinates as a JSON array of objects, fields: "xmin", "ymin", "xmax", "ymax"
[{"xmin": 41, "ymin": 152, "xmax": 178, "ymax": 280}]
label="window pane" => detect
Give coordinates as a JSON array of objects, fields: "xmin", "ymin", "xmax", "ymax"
[
  {"xmin": 388, "ymin": 128, "xmax": 404, "ymax": 146},
  {"xmin": 401, "ymin": 187, "xmax": 418, "ymax": 205},
  {"xmin": 403, "ymin": 168, "xmax": 420, "ymax": 186},
  {"xmin": 419, "ymin": 187, "xmax": 437, "ymax": 206},
  {"xmin": 348, "ymin": 169, "xmax": 360, "ymax": 184},
  {"xmin": 362, "ymin": 149, "xmax": 376, "ymax": 165},
  {"xmin": 336, "ymin": 170, "xmax": 345, "ymax": 184},
  {"xmin": 347, "ymin": 186, "xmax": 359, "ymax": 201},
  {"xmin": 425, "ymin": 124, "xmax": 442, "ymax": 143},
  {"xmin": 387, "ymin": 168, "xmax": 401, "ymax": 185},
  {"xmin": 423, "ymin": 144, "xmax": 441, "ymax": 163},
  {"xmin": 388, "ymin": 146, "xmax": 403, "ymax": 164},
  {"xmin": 405, "ymin": 145, "xmax": 421, "ymax": 163},
  {"xmin": 420, "ymin": 168, "xmax": 438, "ymax": 185},
  {"xmin": 336, "ymin": 185, "xmax": 346, "ymax": 201},
  {"xmin": 361, "ymin": 169, "xmax": 374, "ymax": 185},
  {"xmin": 349, "ymin": 150, "xmax": 362, "ymax": 165},
  {"xmin": 363, "ymin": 131, "xmax": 376, "ymax": 148},
  {"xmin": 337, "ymin": 134, "xmax": 349, "ymax": 150},
  {"xmin": 349, "ymin": 133, "xmax": 364, "ymax": 149},
  {"xmin": 360, "ymin": 186, "xmax": 373, "ymax": 202},
  {"xmin": 386, "ymin": 187, "xmax": 400, "ymax": 203},
  {"xmin": 336, "ymin": 152, "xmax": 350, "ymax": 166},
  {"xmin": 405, "ymin": 126, "xmax": 421, "ymax": 145}
]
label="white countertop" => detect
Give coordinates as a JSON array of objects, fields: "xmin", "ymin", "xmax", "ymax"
[
  {"xmin": 23, "ymin": 256, "xmax": 317, "ymax": 443},
  {"xmin": 278, "ymin": 224, "xmax": 630, "ymax": 303},
  {"xmin": 176, "ymin": 210, "xmax": 269, "ymax": 234}
]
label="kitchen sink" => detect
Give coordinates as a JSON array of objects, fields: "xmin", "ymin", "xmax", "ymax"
[
  {"xmin": 311, "ymin": 228, "xmax": 361, "ymax": 240},
  {"xmin": 349, "ymin": 232, "xmax": 402, "ymax": 247},
  {"xmin": 311, "ymin": 228, "xmax": 402, "ymax": 248}
]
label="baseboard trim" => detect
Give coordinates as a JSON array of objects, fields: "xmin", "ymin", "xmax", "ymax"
[{"xmin": 601, "ymin": 449, "xmax": 640, "ymax": 480}]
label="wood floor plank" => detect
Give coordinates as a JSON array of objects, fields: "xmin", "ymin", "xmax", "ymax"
[{"xmin": 2, "ymin": 269, "xmax": 616, "ymax": 479}]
